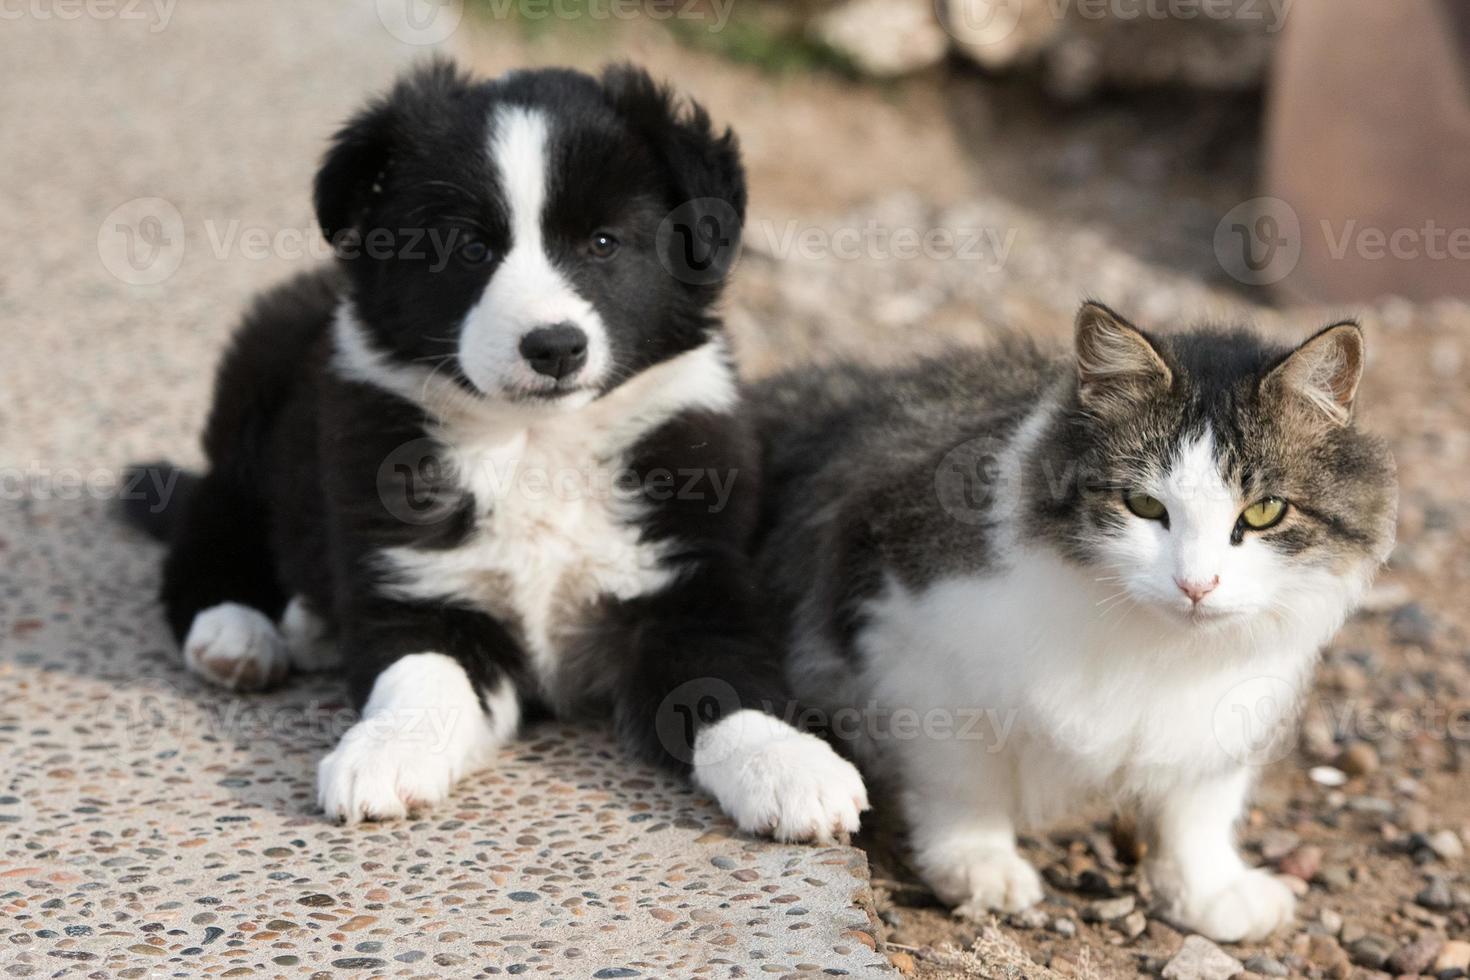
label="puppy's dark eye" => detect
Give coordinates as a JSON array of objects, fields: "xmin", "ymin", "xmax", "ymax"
[
  {"xmin": 589, "ymin": 231, "xmax": 619, "ymax": 259},
  {"xmin": 458, "ymin": 239, "xmax": 491, "ymax": 264}
]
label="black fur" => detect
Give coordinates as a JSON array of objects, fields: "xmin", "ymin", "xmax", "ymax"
[{"xmin": 124, "ymin": 60, "xmax": 783, "ymax": 775}]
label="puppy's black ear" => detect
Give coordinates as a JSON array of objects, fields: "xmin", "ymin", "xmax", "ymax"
[
  {"xmin": 314, "ymin": 101, "xmax": 394, "ymax": 250},
  {"xmin": 315, "ymin": 59, "xmax": 474, "ymax": 250},
  {"xmin": 601, "ymin": 64, "xmax": 747, "ymax": 285}
]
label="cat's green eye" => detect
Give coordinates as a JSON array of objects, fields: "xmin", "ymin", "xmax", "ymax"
[
  {"xmin": 1124, "ymin": 492, "xmax": 1168, "ymax": 522},
  {"xmin": 1240, "ymin": 497, "xmax": 1289, "ymax": 531}
]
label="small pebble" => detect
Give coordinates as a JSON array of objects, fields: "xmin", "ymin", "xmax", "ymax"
[
  {"xmin": 1082, "ymin": 895, "xmax": 1135, "ymax": 922},
  {"xmin": 1389, "ymin": 602, "xmax": 1436, "ymax": 645},
  {"xmin": 1338, "ymin": 742, "xmax": 1379, "ymax": 778},
  {"xmin": 1429, "ymin": 829, "xmax": 1464, "ymax": 861},
  {"xmin": 1242, "ymin": 954, "xmax": 1288, "ymax": 977},
  {"xmin": 1417, "ymin": 875, "xmax": 1456, "ymax": 910},
  {"xmin": 1310, "ymin": 766, "xmax": 1348, "ymax": 788},
  {"xmin": 1347, "ymin": 934, "xmax": 1396, "ymax": 970},
  {"xmin": 1387, "ymin": 936, "xmax": 1443, "ymax": 975},
  {"xmin": 1278, "ymin": 845, "xmax": 1323, "ymax": 882},
  {"xmin": 1435, "ymin": 940, "xmax": 1470, "ymax": 974},
  {"xmin": 1161, "ymin": 935, "xmax": 1243, "ymax": 980},
  {"xmin": 1051, "ymin": 917, "xmax": 1077, "ymax": 938}
]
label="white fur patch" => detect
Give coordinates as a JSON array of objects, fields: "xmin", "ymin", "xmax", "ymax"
[
  {"xmin": 376, "ymin": 339, "xmax": 738, "ymax": 692},
  {"xmin": 691, "ymin": 709, "xmax": 869, "ymax": 844},
  {"xmin": 317, "ymin": 652, "xmax": 517, "ymax": 823},
  {"xmin": 457, "ymin": 106, "xmax": 611, "ymax": 401},
  {"xmin": 183, "ymin": 602, "xmax": 290, "ymax": 691},
  {"xmin": 279, "ymin": 596, "xmax": 340, "ymax": 672}
]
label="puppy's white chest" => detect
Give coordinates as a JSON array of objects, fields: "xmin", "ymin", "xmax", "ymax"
[{"xmin": 379, "ymin": 429, "xmax": 674, "ymax": 679}]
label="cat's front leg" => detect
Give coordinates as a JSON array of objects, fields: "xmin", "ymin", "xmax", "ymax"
[
  {"xmin": 1144, "ymin": 768, "xmax": 1295, "ymax": 942},
  {"xmin": 900, "ymin": 739, "xmax": 1043, "ymax": 916}
]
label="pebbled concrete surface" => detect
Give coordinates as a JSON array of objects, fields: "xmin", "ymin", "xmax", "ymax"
[{"xmin": 0, "ymin": 3, "xmax": 892, "ymax": 976}]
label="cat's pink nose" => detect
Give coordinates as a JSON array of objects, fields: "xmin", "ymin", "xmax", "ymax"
[{"xmin": 1176, "ymin": 576, "xmax": 1220, "ymax": 604}]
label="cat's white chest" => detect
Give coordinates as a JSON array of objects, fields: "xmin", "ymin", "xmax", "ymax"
[
  {"xmin": 378, "ymin": 425, "xmax": 674, "ymax": 683},
  {"xmin": 858, "ymin": 547, "xmax": 1328, "ymax": 814}
]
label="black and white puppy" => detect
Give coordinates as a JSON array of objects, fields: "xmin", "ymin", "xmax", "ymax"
[{"xmin": 123, "ymin": 60, "xmax": 867, "ymax": 842}]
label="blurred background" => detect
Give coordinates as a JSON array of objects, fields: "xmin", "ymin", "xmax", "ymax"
[{"xmin": 3, "ymin": 1, "xmax": 1469, "ymax": 977}]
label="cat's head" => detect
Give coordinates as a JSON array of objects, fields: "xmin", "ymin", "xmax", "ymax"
[{"xmin": 1034, "ymin": 302, "xmax": 1397, "ymax": 632}]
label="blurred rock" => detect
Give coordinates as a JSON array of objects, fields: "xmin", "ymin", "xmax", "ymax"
[
  {"xmin": 1387, "ymin": 936, "xmax": 1443, "ymax": 975},
  {"xmin": 1338, "ymin": 742, "xmax": 1380, "ymax": 777},
  {"xmin": 1162, "ymin": 936, "xmax": 1243, "ymax": 980},
  {"xmin": 814, "ymin": 0, "xmax": 948, "ymax": 77},
  {"xmin": 1278, "ymin": 845, "xmax": 1322, "ymax": 882},
  {"xmin": 1302, "ymin": 934, "xmax": 1353, "ymax": 979},
  {"xmin": 1389, "ymin": 602, "xmax": 1437, "ymax": 646},
  {"xmin": 1416, "ymin": 875, "xmax": 1455, "ymax": 910},
  {"xmin": 1429, "ymin": 829, "xmax": 1464, "ymax": 861},
  {"xmin": 1083, "ymin": 895, "xmax": 1135, "ymax": 922},
  {"xmin": 1243, "ymin": 954, "xmax": 1288, "ymax": 977},
  {"xmin": 939, "ymin": 0, "xmax": 1062, "ymax": 70},
  {"xmin": 1347, "ymin": 934, "xmax": 1397, "ymax": 970},
  {"xmin": 1436, "ymin": 941, "xmax": 1470, "ymax": 974},
  {"xmin": 1120, "ymin": 910, "xmax": 1147, "ymax": 940}
]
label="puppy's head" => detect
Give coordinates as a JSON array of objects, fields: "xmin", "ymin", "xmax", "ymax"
[{"xmin": 317, "ymin": 60, "xmax": 745, "ymax": 408}]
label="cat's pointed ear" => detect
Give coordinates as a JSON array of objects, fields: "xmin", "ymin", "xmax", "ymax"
[
  {"xmin": 1075, "ymin": 302, "xmax": 1172, "ymax": 408},
  {"xmin": 1261, "ymin": 321, "xmax": 1364, "ymax": 425}
]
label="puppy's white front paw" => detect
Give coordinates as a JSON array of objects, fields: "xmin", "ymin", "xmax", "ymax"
[
  {"xmin": 279, "ymin": 596, "xmax": 341, "ymax": 672},
  {"xmin": 316, "ymin": 653, "xmax": 515, "ymax": 824},
  {"xmin": 317, "ymin": 721, "xmax": 458, "ymax": 823},
  {"xmin": 692, "ymin": 709, "xmax": 869, "ymax": 844},
  {"xmin": 1167, "ymin": 867, "xmax": 1296, "ymax": 943},
  {"xmin": 184, "ymin": 602, "xmax": 290, "ymax": 691},
  {"xmin": 920, "ymin": 842, "xmax": 1044, "ymax": 916}
]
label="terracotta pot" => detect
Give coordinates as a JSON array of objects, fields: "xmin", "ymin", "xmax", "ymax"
[{"xmin": 1264, "ymin": 0, "xmax": 1470, "ymax": 303}]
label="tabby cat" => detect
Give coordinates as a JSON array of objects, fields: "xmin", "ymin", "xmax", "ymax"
[{"xmin": 752, "ymin": 302, "xmax": 1396, "ymax": 941}]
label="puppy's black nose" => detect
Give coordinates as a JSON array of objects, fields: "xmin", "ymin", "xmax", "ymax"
[{"xmin": 519, "ymin": 323, "xmax": 589, "ymax": 380}]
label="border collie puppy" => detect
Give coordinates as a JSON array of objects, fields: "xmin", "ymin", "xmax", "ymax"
[{"xmin": 123, "ymin": 60, "xmax": 867, "ymax": 841}]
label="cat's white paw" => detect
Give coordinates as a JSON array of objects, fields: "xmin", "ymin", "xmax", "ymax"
[
  {"xmin": 317, "ymin": 721, "xmax": 457, "ymax": 823},
  {"xmin": 692, "ymin": 709, "xmax": 869, "ymax": 844},
  {"xmin": 1168, "ymin": 868, "xmax": 1296, "ymax": 943},
  {"xmin": 183, "ymin": 602, "xmax": 290, "ymax": 691},
  {"xmin": 922, "ymin": 843, "xmax": 1045, "ymax": 916}
]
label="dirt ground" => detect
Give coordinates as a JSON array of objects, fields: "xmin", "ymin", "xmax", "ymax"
[{"xmin": 461, "ymin": 17, "xmax": 1470, "ymax": 980}]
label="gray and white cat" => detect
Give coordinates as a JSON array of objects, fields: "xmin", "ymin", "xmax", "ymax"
[{"xmin": 752, "ymin": 302, "xmax": 1397, "ymax": 942}]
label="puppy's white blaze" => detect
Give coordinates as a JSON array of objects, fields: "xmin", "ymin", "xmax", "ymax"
[
  {"xmin": 457, "ymin": 106, "xmax": 611, "ymax": 400},
  {"xmin": 691, "ymin": 709, "xmax": 869, "ymax": 844},
  {"xmin": 317, "ymin": 652, "xmax": 515, "ymax": 823}
]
